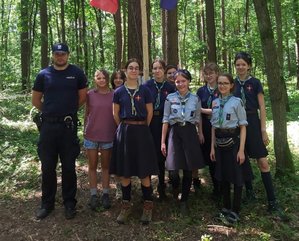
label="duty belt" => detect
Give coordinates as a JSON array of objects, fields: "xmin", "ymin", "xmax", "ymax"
[{"xmin": 42, "ymin": 115, "xmax": 73, "ymax": 123}]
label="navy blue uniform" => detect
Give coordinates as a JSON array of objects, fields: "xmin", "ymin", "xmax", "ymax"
[
  {"xmin": 197, "ymin": 85, "xmax": 220, "ymax": 194},
  {"xmin": 33, "ymin": 64, "xmax": 87, "ymax": 210},
  {"xmin": 110, "ymin": 84, "xmax": 159, "ymax": 178},
  {"xmin": 234, "ymin": 77, "xmax": 268, "ymax": 158},
  {"xmin": 144, "ymin": 79, "xmax": 175, "ymax": 192}
]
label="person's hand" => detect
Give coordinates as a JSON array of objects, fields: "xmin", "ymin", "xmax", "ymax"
[
  {"xmin": 261, "ymin": 130, "xmax": 270, "ymax": 146},
  {"xmin": 161, "ymin": 143, "xmax": 167, "ymax": 157},
  {"xmin": 198, "ymin": 132, "xmax": 205, "ymax": 144},
  {"xmin": 237, "ymin": 151, "xmax": 245, "ymax": 165},
  {"xmin": 210, "ymin": 147, "xmax": 216, "ymax": 161}
]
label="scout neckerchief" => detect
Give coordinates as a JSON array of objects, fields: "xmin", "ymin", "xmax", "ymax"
[
  {"xmin": 154, "ymin": 79, "xmax": 166, "ymax": 110},
  {"xmin": 218, "ymin": 94, "xmax": 232, "ymax": 127},
  {"xmin": 237, "ymin": 76, "xmax": 251, "ymax": 106},
  {"xmin": 177, "ymin": 91, "xmax": 191, "ymax": 119},
  {"xmin": 124, "ymin": 82, "xmax": 140, "ymax": 116},
  {"xmin": 207, "ymin": 84, "xmax": 217, "ymax": 108}
]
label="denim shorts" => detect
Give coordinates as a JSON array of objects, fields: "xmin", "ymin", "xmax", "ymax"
[{"xmin": 83, "ymin": 139, "xmax": 113, "ymax": 150}]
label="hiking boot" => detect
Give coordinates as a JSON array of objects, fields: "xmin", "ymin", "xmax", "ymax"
[
  {"xmin": 179, "ymin": 201, "xmax": 189, "ymax": 217},
  {"xmin": 117, "ymin": 200, "xmax": 132, "ymax": 224},
  {"xmin": 268, "ymin": 200, "xmax": 289, "ymax": 221},
  {"xmin": 36, "ymin": 207, "xmax": 53, "ymax": 220},
  {"xmin": 88, "ymin": 195, "xmax": 99, "ymax": 210},
  {"xmin": 115, "ymin": 183, "xmax": 122, "ymax": 200},
  {"xmin": 140, "ymin": 200, "xmax": 153, "ymax": 225},
  {"xmin": 102, "ymin": 193, "xmax": 111, "ymax": 209}
]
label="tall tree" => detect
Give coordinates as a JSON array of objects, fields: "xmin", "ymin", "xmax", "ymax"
[
  {"xmin": 113, "ymin": 0, "xmax": 122, "ymax": 69},
  {"xmin": 20, "ymin": 0, "xmax": 30, "ymax": 91},
  {"xmin": 60, "ymin": 0, "xmax": 66, "ymax": 43},
  {"xmin": 252, "ymin": 0, "xmax": 294, "ymax": 174},
  {"xmin": 165, "ymin": 8, "xmax": 178, "ymax": 66},
  {"xmin": 40, "ymin": 0, "xmax": 48, "ymax": 69},
  {"xmin": 294, "ymin": 0, "xmax": 299, "ymax": 89},
  {"xmin": 205, "ymin": 0, "xmax": 216, "ymax": 63}
]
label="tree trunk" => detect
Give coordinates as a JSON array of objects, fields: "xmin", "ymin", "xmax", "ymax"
[
  {"xmin": 221, "ymin": 0, "xmax": 227, "ymax": 69},
  {"xmin": 60, "ymin": 0, "xmax": 65, "ymax": 43},
  {"xmin": 113, "ymin": 0, "xmax": 122, "ymax": 69},
  {"xmin": 95, "ymin": 9, "xmax": 104, "ymax": 66},
  {"xmin": 80, "ymin": 0, "xmax": 88, "ymax": 76},
  {"xmin": 20, "ymin": 0, "xmax": 30, "ymax": 91},
  {"xmin": 165, "ymin": 8, "xmax": 178, "ymax": 66},
  {"xmin": 205, "ymin": 0, "xmax": 216, "ymax": 63},
  {"xmin": 128, "ymin": 0, "xmax": 142, "ymax": 66},
  {"xmin": 161, "ymin": 9, "xmax": 166, "ymax": 61},
  {"xmin": 40, "ymin": 0, "xmax": 48, "ymax": 69},
  {"xmin": 252, "ymin": 0, "xmax": 294, "ymax": 175},
  {"xmin": 294, "ymin": 0, "xmax": 299, "ymax": 89},
  {"xmin": 121, "ymin": 0, "xmax": 127, "ymax": 68}
]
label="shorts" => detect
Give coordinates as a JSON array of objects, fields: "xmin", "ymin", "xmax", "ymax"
[{"xmin": 83, "ymin": 139, "xmax": 113, "ymax": 150}]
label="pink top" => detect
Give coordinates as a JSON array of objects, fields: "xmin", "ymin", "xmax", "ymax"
[{"xmin": 84, "ymin": 89, "xmax": 117, "ymax": 142}]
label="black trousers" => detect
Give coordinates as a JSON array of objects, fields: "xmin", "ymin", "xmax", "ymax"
[
  {"xmin": 169, "ymin": 170, "xmax": 192, "ymax": 202},
  {"xmin": 37, "ymin": 121, "xmax": 80, "ymax": 209}
]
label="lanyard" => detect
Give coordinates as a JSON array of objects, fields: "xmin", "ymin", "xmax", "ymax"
[
  {"xmin": 218, "ymin": 94, "xmax": 232, "ymax": 127},
  {"xmin": 154, "ymin": 80, "xmax": 165, "ymax": 110},
  {"xmin": 177, "ymin": 91, "xmax": 190, "ymax": 119},
  {"xmin": 124, "ymin": 82, "xmax": 140, "ymax": 116}
]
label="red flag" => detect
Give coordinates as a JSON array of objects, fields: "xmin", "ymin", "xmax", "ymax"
[
  {"xmin": 160, "ymin": 0, "xmax": 178, "ymax": 10},
  {"xmin": 90, "ymin": 0, "xmax": 118, "ymax": 14}
]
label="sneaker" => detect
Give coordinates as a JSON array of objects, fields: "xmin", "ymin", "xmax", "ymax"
[
  {"xmin": 88, "ymin": 195, "xmax": 99, "ymax": 210},
  {"xmin": 102, "ymin": 193, "xmax": 111, "ymax": 209},
  {"xmin": 214, "ymin": 208, "xmax": 232, "ymax": 226},
  {"xmin": 65, "ymin": 207, "xmax": 76, "ymax": 220},
  {"xmin": 115, "ymin": 183, "xmax": 122, "ymax": 200},
  {"xmin": 226, "ymin": 211, "xmax": 240, "ymax": 225},
  {"xmin": 268, "ymin": 200, "xmax": 289, "ymax": 221},
  {"xmin": 117, "ymin": 200, "xmax": 132, "ymax": 224},
  {"xmin": 179, "ymin": 201, "xmax": 189, "ymax": 217},
  {"xmin": 140, "ymin": 200, "xmax": 153, "ymax": 225}
]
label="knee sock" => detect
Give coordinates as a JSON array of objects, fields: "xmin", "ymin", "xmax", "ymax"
[
  {"xmin": 222, "ymin": 181, "xmax": 231, "ymax": 210},
  {"xmin": 261, "ymin": 172, "xmax": 276, "ymax": 201},
  {"xmin": 181, "ymin": 170, "xmax": 192, "ymax": 202},
  {"xmin": 141, "ymin": 184, "xmax": 153, "ymax": 201},
  {"xmin": 232, "ymin": 185, "xmax": 243, "ymax": 214},
  {"xmin": 209, "ymin": 162, "xmax": 220, "ymax": 192},
  {"xmin": 90, "ymin": 188, "xmax": 97, "ymax": 196},
  {"xmin": 169, "ymin": 170, "xmax": 180, "ymax": 189},
  {"xmin": 121, "ymin": 183, "xmax": 131, "ymax": 201}
]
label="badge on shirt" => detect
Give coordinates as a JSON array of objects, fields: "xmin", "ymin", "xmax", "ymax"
[
  {"xmin": 226, "ymin": 113, "xmax": 231, "ymax": 120},
  {"xmin": 173, "ymin": 109, "xmax": 178, "ymax": 114},
  {"xmin": 190, "ymin": 111, "xmax": 194, "ymax": 117}
]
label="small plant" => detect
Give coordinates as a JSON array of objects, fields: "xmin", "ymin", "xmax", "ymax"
[{"xmin": 200, "ymin": 234, "xmax": 213, "ymax": 241}]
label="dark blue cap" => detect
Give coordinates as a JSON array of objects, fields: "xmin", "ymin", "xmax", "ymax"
[
  {"xmin": 52, "ymin": 43, "xmax": 69, "ymax": 53},
  {"xmin": 174, "ymin": 69, "xmax": 192, "ymax": 82}
]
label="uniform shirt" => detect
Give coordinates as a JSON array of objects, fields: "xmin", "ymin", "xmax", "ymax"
[
  {"xmin": 113, "ymin": 84, "xmax": 153, "ymax": 120},
  {"xmin": 163, "ymin": 91, "xmax": 201, "ymax": 125},
  {"xmin": 144, "ymin": 79, "xmax": 176, "ymax": 112},
  {"xmin": 210, "ymin": 96, "xmax": 248, "ymax": 128},
  {"xmin": 233, "ymin": 76, "xmax": 264, "ymax": 111},
  {"xmin": 197, "ymin": 84, "xmax": 219, "ymax": 109},
  {"xmin": 84, "ymin": 89, "xmax": 117, "ymax": 142},
  {"xmin": 32, "ymin": 64, "xmax": 88, "ymax": 117}
]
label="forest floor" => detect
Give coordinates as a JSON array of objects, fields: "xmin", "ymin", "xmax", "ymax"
[{"xmin": 0, "ymin": 91, "xmax": 298, "ymax": 241}]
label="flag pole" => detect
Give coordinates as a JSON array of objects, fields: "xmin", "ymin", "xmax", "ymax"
[{"xmin": 140, "ymin": 0, "xmax": 149, "ymax": 81}]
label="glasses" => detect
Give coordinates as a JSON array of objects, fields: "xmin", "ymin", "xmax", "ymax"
[
  {"xmin": 218, "ymin": 82, "xmax": 231, "ymax": 86},
  {"xmin": 128, "ymin": 66, "xmax": 140, "ymax": 71}
]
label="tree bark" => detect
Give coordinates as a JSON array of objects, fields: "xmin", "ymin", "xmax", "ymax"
[
  {"xmin": 60, "ymin": 0, "xmax": 65, "ymax": 43},
  {"xmin": 294, "ymin": 0, "xmax": 299, "ymax": 89},
  {"xmin": 40, "ymin": 0, "xmax": 48, "ymax": 69},
  {"xmin": 113, "ymin": 0, "xmax": 122, "ymax": 69},
  {"xmin": 205, "ymin": 0, "xmax": 216, "ymax": 63},
  {"xmin": 165, "ymin": 8, "xmax": 178, "ymax": 66},
  {"xmin": 252, "ymin": 0, "xmax": 294, "ymax": 175}
]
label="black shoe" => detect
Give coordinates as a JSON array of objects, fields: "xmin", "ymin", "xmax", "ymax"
[
  {"xmin": 193, "ymin": 178, "xmax": 201, "ymax": 194},
  {"xmin": 180, "ymin": 201, "xmax": 189, "ymax": 217},
  {"xmin": 36, "ymin": 208, "xmax": 53, "ymax": 220},
  {"xmin": 88, "ymin": 195, "xmax": 99, "ymax": 210},
  {"xmin": 102, "ymin": 193, "xmax": 111, "ymax": 209},
  {"xmin": 65, "ymin": 207, "xmax": 76, "ymax": 220},
  {"xmin": 268, "ymin": 200, "xmax": 289, "ymax": 221}
]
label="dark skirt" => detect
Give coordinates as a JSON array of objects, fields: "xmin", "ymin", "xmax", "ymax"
[
  {"xmin": 110, "ymin": 122, "xmax": 159, "ymax": 179},
  {"xmin": 246, "ymin": 112, "xmax": 268, "ymax": 159},
  {"xmin": 149, "ymin": 115, "xmax": 165, "ymax": 162},
  {"xmin": 214, "ymin": 139, "xmax": 254, "ymax": 186},
  {"xmin": 166, "ymin": 123, "xmax": 205, "ymax": 171}
]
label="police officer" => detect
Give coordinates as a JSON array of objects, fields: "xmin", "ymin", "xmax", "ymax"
[
  {"xmin": 161, "ymin": 69, "xmax": 205, "ymax": 216},
  {"xmin": 145, "ymin": 59, "xmax": 175, "ymax": 200},
  {"xmin": 210, "ymin": 73, "xmax": 253, "ymax": 225},
  {"xmin": 32, "ymin": 43, "xmax": 88, "ymax": 220}
]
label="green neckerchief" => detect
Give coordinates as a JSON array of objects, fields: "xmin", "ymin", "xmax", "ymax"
[
  {"xmin": 154, "ymin": 79, "xmax": 166, "ymax": 110},
  {"xmin": 207, "ymin": 84, "xmax": 217, "ymax": 108},
  {"xmin": 218, "ymin": 94, "xmax": 233, "ymax": 127},
  {"xmin": 237, "ymin": 75, "xmax": 251, "ymax": 106}
]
